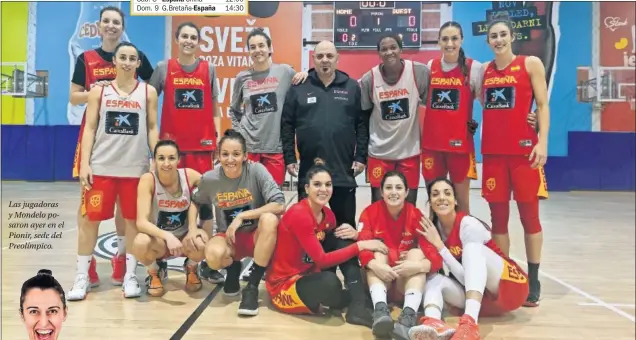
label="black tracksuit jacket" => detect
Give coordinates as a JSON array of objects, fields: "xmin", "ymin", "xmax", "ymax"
[{"xmin": 281, "ymin": 68, "xmax": 369, "ymax": 187}]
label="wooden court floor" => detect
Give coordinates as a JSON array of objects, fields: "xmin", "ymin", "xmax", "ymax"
[{"xmin": 2, "ymin": 181, "xmax": 635, "ymax": 339}]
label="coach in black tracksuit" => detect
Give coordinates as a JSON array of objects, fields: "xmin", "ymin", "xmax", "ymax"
[
  {"xmin": 281, "ymin": 42, "xmax": 369, "ymax": 228},
  {"xmin": 281, "ymin": 41, "xmax": 373, "ymax": 328}
]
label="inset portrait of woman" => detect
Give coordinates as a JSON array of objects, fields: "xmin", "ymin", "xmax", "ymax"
[{"xmin": 20, "ymin": 269, "xmax": 67, "ymax": 340}]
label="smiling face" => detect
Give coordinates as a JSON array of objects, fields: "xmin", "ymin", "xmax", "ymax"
[
  {"xmin": 21, "ymin": 288, "xmax": 66, "ymax": 340},
  {"xmin": 305, "ymin": 171, "xmax": 333, "ymax": 206},
  {"xmin": 154, "ymin": 144, "xmax": 179, "ymax": 174},
  {"xmin": 488, "ymin": 22, "xmax": 514, "ymax": 56},
  {"xmin": 176, "ymin": 25, "xmax": 199, "ymax": 57},
  {"xmin": 98, "ymin": 9, "xmax": 123, "ymax": 42},
  {"xmin": 378, "ymin": 36, "xmax": 402, "ymax": 67},
  {"xmin": 439, "ymin": 25, "xmax": 463, "ymax": 61},
  {"xmin": 219, "ymin": 138, "xmax": 245, "ymax": 178},
  {"xmin": 381, "ymin": 175, "xmax": 407, "ymax": 208},
  {"xmin": 113, "ymin": 45, "xmax": 140, "ymax": 75},
  {"xmin": 429, "ymin": 180, "xmax": 457, "ymax": 217},
  {"xmin": 248, "ymin": 34, "xmax": 271, "ymax": 65}
]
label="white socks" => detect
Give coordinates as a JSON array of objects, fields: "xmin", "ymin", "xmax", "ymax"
[
  {"xmin": 126, "ymin": 254, "xmax": 137, "ymax": 275},
  {"xmin": 403, "ymin": 289, "xmax": 423, "ymax": 311},
  {"xmin": 77, "ymin": 255, "xmax": 92, "ymax": 275},
  {"xmin": 117, "ymin": 236, "xmax": 126, "ymax": 255},
  {"xmin": 465, "ymin": 299, "xmax": 481, "ymax": 323},
  {"xmin": 369, "ymin": 283, "xmax": 387, "ymax": 306}
]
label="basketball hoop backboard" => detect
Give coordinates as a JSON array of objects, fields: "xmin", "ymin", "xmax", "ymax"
[
  {"xmin": 1, "ymin": 62, "xmax": 48, "ymax": 98},
  {"xmin": 596, "ymin": 66, "xmax": 635, "ymax": 105}
]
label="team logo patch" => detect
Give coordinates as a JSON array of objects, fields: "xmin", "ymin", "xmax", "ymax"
[
  {"xmin": 380, "ymin": 98, "xmax": 410, "ymax": 121},
  {"xmin": 429, "ymin": 88, "xmax": 460, "ymax": 111},
  {"xmin": 372, "ymin": 166, "xmax": 383, "ymax": 179},
  {"xmin": 424, "ymin": 157, "xmax": 434, "ymax": 170},
  {"xmin": 486, "ymin": 178, "xmax": 496, "ymax": 191},
  {"xmin": 105, "ymin": 111, "xmax": 140, "ymax": 136},
  {"xmin": 95, "ymin": 231, "xmax": 185, "ymax": 273},
  {"xmin": 175, "ymin": 89, "xmax": 204, "ymax": 109},
  {"xmin": 484, "ymin": 87, "xmax": 515, "ymax": 110},
  {"xmin": 249, "ymin": 92, "xmax": 278, "ymax": 115}
]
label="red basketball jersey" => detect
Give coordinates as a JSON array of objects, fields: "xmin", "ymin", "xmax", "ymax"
[
  {"xmin": 422, "ymin": 58, "xmax": 475, "ymax": 153},
  {"xmin": 160, "ymin": 59, "xmax": 216, "ymax": 152},
  {"xmin": 265, "ymin": 200, "xmax": 337, "ymax": 294},
  {"xmin": 83, "ymin": 49, "xmax": 116, "ymax": 87},
  {"xmin": 481, "ymin": 56, "xmax": 537, "ymax": 155},
  {"xmin": 443, "ymin": 211, "xmax": 510, "ymax": 262}
]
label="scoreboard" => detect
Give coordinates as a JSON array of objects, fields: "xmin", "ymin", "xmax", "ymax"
[{"xmin": 333, "ymin": 1, "xmax": 422, "ymax": 49}]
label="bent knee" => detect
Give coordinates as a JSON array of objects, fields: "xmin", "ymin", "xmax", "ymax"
[
  {"xmin": 258, "ymin": 213, "xmax": 279, "ymax": 233},
  {"xmin": 406, "ymin": 248, "xmax": 425, "ymax": 261},
  {"xmin": 321, "ymin": 271, "xmax": 343, "ymax": 292},
  {"xmin": 205, "ymin": 238, "xmax": 232, "ymax": 270}
]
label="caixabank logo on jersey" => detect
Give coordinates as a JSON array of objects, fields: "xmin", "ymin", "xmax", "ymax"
[{"xmin": 94, "ymin": 232, "xmax": 185, "ymax": 273}]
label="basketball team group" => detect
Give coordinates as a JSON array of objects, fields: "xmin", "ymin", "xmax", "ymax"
[{"xmin": 56, "ymin": 6, "xmax": 551, "ymax": 340}]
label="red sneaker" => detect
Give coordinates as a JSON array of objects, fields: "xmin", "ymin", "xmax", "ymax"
[
  {"xmin": 88, "ymin": 256, "xmax": 100, "ymax": 287},
  {"xmin": 408, "ymin": 316, "xmax": 455, "ymax": 340},
  {"xmin": 111, "ymin": 253, "xmax": 126, "ymax": 285},
  {"xmin": 450, "ymin": 315, "xmax": 481, "ymax": 340}
]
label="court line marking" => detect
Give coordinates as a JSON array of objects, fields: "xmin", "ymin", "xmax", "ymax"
[
  {"xmin": 578, "ymin": 302, "xmax": 635, "ymax": 309},
  {"xmin": 2, "ymin": 227, "xmax": 77, "ymax": 250},
  {"xmin": 512, "ymin": 256, "xmax": 636, "ymax": 323},
  {"xmin": 170, "ymin": 284, "xmax": 223, "ymax": 340}
]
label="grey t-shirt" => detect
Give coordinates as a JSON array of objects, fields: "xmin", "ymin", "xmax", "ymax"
[
  {"xmin": 192, "ymin": 162, "xmax": 285, "ymax": 233},
  {"xmin": 149, "ymin": 59, "xmax": 219, "ymax": 98},
  {"xmin": 230, "ymin": 63, "xmax": 296, "ymax": 153}
]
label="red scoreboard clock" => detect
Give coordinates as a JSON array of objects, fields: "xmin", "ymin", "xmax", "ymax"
[{"xmin": 333, "ymin": 1, "xmax": 423, "ymax": 49}]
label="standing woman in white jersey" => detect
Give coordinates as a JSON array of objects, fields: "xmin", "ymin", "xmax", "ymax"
[
  {"xmin": 69, "ymin": 42, "xmax": 159, "ymax": 301},
  {"xmin": 132, "ymin": 140, "xmax": 208, "ymax": 297},
  {"xmin": 359, "ymin": 34, "xmax": 430, "ymax": 204}
]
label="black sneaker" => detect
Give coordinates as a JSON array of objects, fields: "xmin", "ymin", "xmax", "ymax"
[
  {"xmin": 198, "ymin": 261, "xmax": 225, "ymax": 284},
  {"xmin": 524, "ymin": 280, "xmax": 541, "ymax": 307},
  {"xmin": 237, "ymin": 285, "xmax": 259, "ymax": 316},
  {"xmin": 241, "ymin": 259, "xmax": 254, "ymax": 282},
  {"xmin": 391, "ymin": 307, "xmax": 417, "ymax": 340},
  {"xmin": 371, "ymin": 302, "xmax": 393, "ymax": 337}
]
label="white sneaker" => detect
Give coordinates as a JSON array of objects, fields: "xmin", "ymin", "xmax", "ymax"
[
  {"xmin": 122, "ymin": 273, "xmax": 142, "ymax": 298},
  {"xmin": 67, "ymin": 274, "xmax": 90, "ymax": 301}
]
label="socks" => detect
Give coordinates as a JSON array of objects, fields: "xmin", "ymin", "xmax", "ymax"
[
  {"xmin": 464, "ymin": 299, "xmax": 481, "ymax": 323},
  {"xmin": 147, "ymin": 261, "xmax": 159, "ymax": 272},
  {"xmin": 77, "ymin": 255, "xmax": 92, "ymax": 275},
  {"xmin": 369, "ymin": 283, "xmax": 387, "ymax": 306},
  {"xmin": 403, "ymin": 289, "xmax": 423, "ymax": 312},
  {"xmin": 247, "ymin": 263, "xmax": 266, "ymax": 288},
  {"xmin": 424, "ymin": 305, "xmax": 442, "ymax": 319},
  {"xmin": 126, "ymin": 254, "xmax": 137, "ymax": 275},
  {"xmin": 528, "ymin": 262, "xmax": 540, "ymax": 287},
  {"xmin": 117, "ymin": 236, "xmax": 126, "ymax": 255},
  {"xmin": 226, "ymin": 261, "xmax": 242, "ymax": 284}
]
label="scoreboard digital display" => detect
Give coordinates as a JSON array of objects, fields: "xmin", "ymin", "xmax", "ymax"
[{"xmin": 333, "ymin": 1, "xmax": 422, "ymax": 49}]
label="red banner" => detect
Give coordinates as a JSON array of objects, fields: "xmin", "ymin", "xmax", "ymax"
[{"xmin": 171, "ymin": 3, "xmax": 303, "ymax": 134}]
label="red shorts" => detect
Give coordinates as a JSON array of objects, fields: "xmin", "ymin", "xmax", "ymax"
[
  {"xmin": 481, "ymin": 155, "xmax": 549, "ymax": 203},
  {"xmin": 269, "ymin": 275, "xmax": 313, "ymax": 315},
  {"xmin": 421, "ymin": 149, "xmax": 478, "ymax": 183},
  {"xmin": 72, "ymin": 114, "xmax": 87, "ymax": 178},
  {"xmin": 83, "ymin": 176, "xmax": 139, "ymax": 221},
  {"xmin": 218, "ymin": 230, "xmax": 255, "ymax": 260},
  {"xmin": 178, "ymin": 151, "xmax": 214, "ymax": 174},
  {"xmin": 247, "ymin": 153, "xmax": 285, "ymax": 186},
  {"xmin": 450, "ymin": 259, "xmax": 529, "ymax": 317},
  {"xmin": 367, "ymin": 155, "xmax": 421, "ymax": 189}
]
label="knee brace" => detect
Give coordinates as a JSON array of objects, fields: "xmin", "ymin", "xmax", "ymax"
[
  {"xmin": 517, "ymin": 201, "xmax": 542, "ymax": 234},
  {"xmin": 489, "ymin": 202, "xmax": 510, "ymax": 235},
  {"xmin": 199, "ymin": 203, "xmax": 214, "ymax": 221}
]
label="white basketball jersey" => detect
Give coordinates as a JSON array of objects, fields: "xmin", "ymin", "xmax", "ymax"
[
  {"xmin": 151, "ymin": 169, "xmax": 191, "ymax": 239},
  {"xmin": 369, "ymin": 60, "xmax": 421, "ymax": 160}
]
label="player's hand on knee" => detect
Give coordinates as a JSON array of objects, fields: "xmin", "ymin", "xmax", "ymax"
[
  {"xmin": 184, "ymin": 229, "xmax": 208, "ymax": 252},
  {"xmin": 165, "ymin": 233, "xmax": 184, "ymax": 257},
  {"xmin": 392, "ymin": 260, "xmax": 422, "ymax": 277},
  {"xmin": 334, "ymin": 223, "xmax": 358, "ymax": 240},
  {"xmin": 369, "ymin": 260, "xmax": 399, "ymax": 282},
  {"xmin": 357, "ymin": 239, "xmax": 388, "ymax": 254}
]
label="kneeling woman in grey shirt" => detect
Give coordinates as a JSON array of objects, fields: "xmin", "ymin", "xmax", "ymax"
[{"xmin": 193, "ymin": 129, "xmax": 285, "ymax": 317}]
